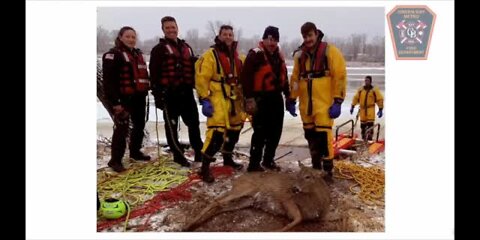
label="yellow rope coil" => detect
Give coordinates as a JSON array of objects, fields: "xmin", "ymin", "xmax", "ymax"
[
  {"xmin": 97, "ymin": 157, "xmax": 190, "ymax": 208},
  {"xmin": 334, "ymin": 160, "xmax": 385, "ymax": 206}
]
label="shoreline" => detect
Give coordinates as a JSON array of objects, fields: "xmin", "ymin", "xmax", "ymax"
[{"xmin": 97, "ymin": 115, "xmax": 386, "ymax": 147}]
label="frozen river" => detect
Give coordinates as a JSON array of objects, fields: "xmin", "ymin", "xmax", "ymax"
[{"xmin": 97, "ymin": 66, "xmax": 385, "ymax": 123}]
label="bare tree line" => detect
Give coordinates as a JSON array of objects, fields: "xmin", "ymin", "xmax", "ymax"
[{"xmin": 98, "ymin": 22, "xmax": 384, "ymax": 62}]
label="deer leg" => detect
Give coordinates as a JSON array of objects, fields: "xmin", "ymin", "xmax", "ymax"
[
  {"xmin": 184, "ymin": 188, "xmax": 253, "ymax": 231},
  {"xmin": 215, "ymin": 197, "xmax": 254, "ymax": 214},
  {"xmin": 183, "ymin": 200, "xmax": 222, "ymax": 231},
  {"xmin": 196, "ymin": 197, "xmax": 254, "ymax": 231},
  {"xmin": 275, "ymin": 199, "xmax": 302, "ymax": 232}
]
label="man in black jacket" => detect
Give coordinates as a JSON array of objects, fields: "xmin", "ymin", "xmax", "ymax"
[
  {"xmin": 102, "ymin": 26, "xmax": 151, "ymax": 172},
  {"xmin": 240, "ymin": 26, "xmax": 294, "ymax": 172},
  {"xmin": 149, "ymin": 16, "xmax": 203, "ymax": 167}
]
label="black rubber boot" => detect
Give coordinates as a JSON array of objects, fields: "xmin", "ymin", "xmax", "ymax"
[
  {"xmin": 194, "ymin": 149, "xmax": 202, "ymax": 162},
  {"xmin": 247, "ymin": 164, "xmax": 265, "ymax": 172},
  {"xmin": 261, "ymin": 160, "xmax": 281, "ymax": 171},
  {"xmin": 109, "ymin": 120, "xmax": 128, "ymax": 173},
  {"xmin": 247, "ymin": 156, "xmax": 265, "ymax": 172},
  {"xmin": 173, "ymin": 152, "xmax": 191, "ymax": 167},
  {"xmin": 221, "ymin": 131, "xmax": 243, "ymax": 170},
  {"xmin": 130, "ymin": 151, "xmax": 151, "ymax": 161},
  {"xmin": 200, "ymin": 154, "xmax": 215, "ymax": 183},
  {"xmin": 305, "ymin": 129, "xmax": 321, "ymax": 170},
  {"xmin": 311, "ymin": 158, "xmax": 322, "ymax": 170},
  {"xmin": 108, "ymin": 138, "xmax": 127, "ymax": 173},
  {"xmin": 223, "ymin": 153, "xmax": 243, "ymax": 170},
  {"xmin": 107, "ymin": 159, "xmax": 126, "ymax": 172},
  {"xmin": 322, "ymin": 159, "xmax": 334, "ymax": 183}
]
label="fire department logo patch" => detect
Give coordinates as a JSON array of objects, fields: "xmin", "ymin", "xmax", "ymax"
[{"xmin": 387, "ymin": 5, "xmax": 436, "ymax": 60}]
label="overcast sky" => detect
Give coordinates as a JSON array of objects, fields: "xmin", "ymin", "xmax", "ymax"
[{"xmin": 97, "ymin": 7, "xmax": 384, "ymax": 42}]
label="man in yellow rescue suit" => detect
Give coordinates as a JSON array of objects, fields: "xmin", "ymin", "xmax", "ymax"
[
  {"xmin": 288, "ymin": 22, "xmax": 347, "ymax": 179},
  {"xmin": 350, "ymin": 75, "xmax": 384, "ymax": 141},
  {"xmin": 195, "ymin": 25, "xmax": 246, "ymax": 183}
]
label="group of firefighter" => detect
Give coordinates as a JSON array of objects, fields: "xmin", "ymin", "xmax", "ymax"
[{"xmin": 102, "ymin": 16, "xmax": 384, "ymax": 183}]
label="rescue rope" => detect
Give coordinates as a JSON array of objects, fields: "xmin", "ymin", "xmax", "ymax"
[
  {"xmin": 163, "ymin": 105, "xmax": 187, "ymax": 156},
  {"xmin": 97, "ymin": 165, "xmax": 234, "ymax": 232},
  {"xmin": 354, "ymin": 112, "xmax": 360, "ymax": 128},
  {"xmin": 97, "ymin": 159, "xmax": 190, "ymax": 208},
  {"xmin": 333, "ymin": 160, "xmax": 385, "ymax": 205},
  {"xmin": 123, "ymin": 201, "xmax": 131, "ymax": 232}
]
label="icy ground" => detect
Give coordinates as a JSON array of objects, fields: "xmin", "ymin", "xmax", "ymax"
[{"xmin": 97, "ymin": 138, "xmax": 385, "ymax": 232}]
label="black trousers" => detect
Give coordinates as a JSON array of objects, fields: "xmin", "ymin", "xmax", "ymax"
[
  {"xmin": 249, "ymin": 93, "xmax": 284, "ymax": 165},
  {"xmin": 163, "ymin": 87, "xmax": 203, "ymax": 156},
  {"xmin": 110, "ymin": 93, "xmax": 147, "ymax": 163},
  {"xmin": 360, "ymin": 122, "xmax": 375, "ymax": 141},
  {"xmin": 304, "ymin": 128, "xmax": 333, "ymax": 172},
  {"xmin": 203, "ymin": 129, "xmax": 240, "ymax": 161}
]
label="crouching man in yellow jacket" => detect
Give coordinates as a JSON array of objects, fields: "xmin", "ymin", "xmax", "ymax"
[
  {"xmin": 350, "ymin": 75, "xmax": 384, "ymax": 141},
  {"xmin": 288, "ymin": 22, "xmax": 347, "ymax": 179},
  {"xmin": 195, "ymin": 25, "xmax": 246, "ymax": 183}
]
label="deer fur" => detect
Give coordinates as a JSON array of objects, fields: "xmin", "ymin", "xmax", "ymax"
[{"xmin": 184, "ymin": 161, "xmax": 331, "ymax": 231}]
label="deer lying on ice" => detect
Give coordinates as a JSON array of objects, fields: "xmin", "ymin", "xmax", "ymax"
[{"xmin": 184, "ymin": 161, "xmax": 331, "ymax": 231}]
